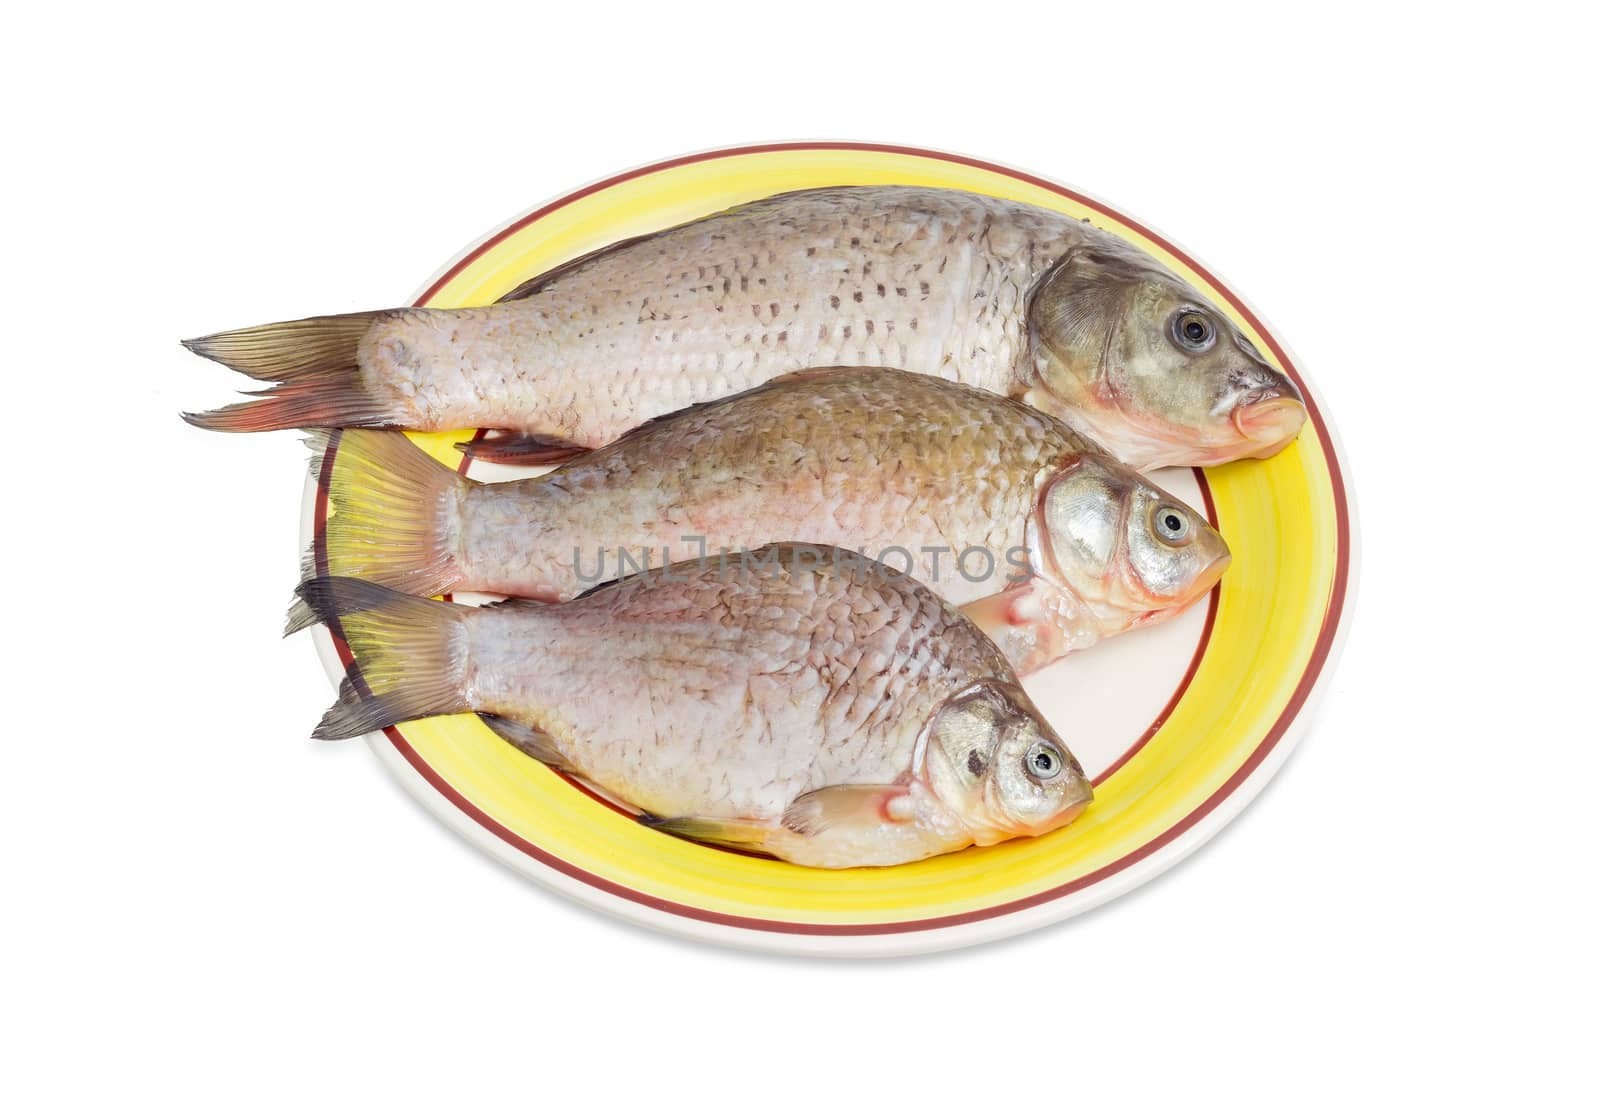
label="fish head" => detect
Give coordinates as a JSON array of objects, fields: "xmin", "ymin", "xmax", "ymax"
[
  {"xmin": 1028, "ymin": 243, "xmax": 1307, "ymax": 468},
  {"xmin": 1035, "ymin": 455, "xmax": 1230, "ymax": 636},
  {"xmin": 922, "ymin": 681, "xmax": 1092, "ymax": 841}
]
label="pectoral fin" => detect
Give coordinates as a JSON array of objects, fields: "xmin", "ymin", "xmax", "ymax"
[
  {"xmin": 960, "ymin": 579, "xmax": 1098, "ymax": 675},
  {"xmin": 780, "ymin": 784, "xmax": 914, "ymax": 835}
]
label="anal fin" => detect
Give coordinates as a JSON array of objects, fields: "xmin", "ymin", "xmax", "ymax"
[
  {"xmin": 639, "ymin": 814, "xmax": 775, "ymax": 852},
  {"xmin": 479, "ymin": 713, "xmax": 572, "ymax": 770},
  {"xmin": 455, "ymin": 430, "xmax": 590, "ymax": 467}
]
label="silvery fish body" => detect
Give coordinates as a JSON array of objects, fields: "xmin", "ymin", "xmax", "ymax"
[
  {"xmin": 311, "ymin": 369, "xmax": 1230, "ymax": 674},
  {"xmin": 297, "ymin": 548, "xmax": 1094, "ymax": 868},
  {"xmin": 186, "ymin": 186, "xmax": 1306, "ymax": 469}
]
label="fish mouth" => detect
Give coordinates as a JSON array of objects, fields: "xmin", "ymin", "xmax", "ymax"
[
  {"xmin": 1187, "ymin": 550, "xmax": 1232, "ymax": 605},
  {"xmin": 1201, "ymin": 548, "xmax": 1232, "ymax": 586},
  {"xmin": 1047, "ymin": 779, "xmax": 1095, "ymax": 832},
  {"xmin": 979, "ymin": 747, "xmax": 1093, "ymax": 838},
  {"xmin": 1231, "ymin": 394, "xmax": 1309, "ymax": 459},
  {"xmin": 1127, "ymin": 549, "xmax": 1230, "ymax": 630},
  {"xmin": 1001, "ymin": 775, "xmax": 1093, "ymax": 838}
]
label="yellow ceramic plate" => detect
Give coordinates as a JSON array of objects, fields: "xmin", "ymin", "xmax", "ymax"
[{"xmin": 301, "ymin": 144, "xmax": 1355, "ymax": 955}]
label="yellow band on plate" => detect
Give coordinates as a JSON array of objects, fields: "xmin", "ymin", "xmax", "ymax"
[{"xmin": 320, "ymin": 146, "xmax": 1345, "ymax": 931}]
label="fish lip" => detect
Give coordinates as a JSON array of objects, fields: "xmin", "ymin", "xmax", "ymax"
[
  {"xmin": 1231, "ymin": 394, "xmax": 1309, "ymax": 459},
  {"xmin": 1167, "ymin": 551, "xmax": 1231, "ymax": 613},
  {"xmin": 1064, "ymin": 769, "xmax": 1094, "ymax": 807},
  {"xmin": 1175, "ymin": 547, "xmax": 1232, "ymax": 605},
  {"xmin": 987, "ymin": 770, "xmax": 1093, "ymax": 838},
  {"xmin": 1185, "ymin": 550, "xmax": 1232, "ymax": 609},
  {"xmin": 1198, "ymin": 547, "xmax": 1232, "ymax": 589},
  {"xmin": 1123, "ymin": 548, "xmax": 1229, "ymax": 631},
  {"xmin": 1042, "ymin": 781, "xmax": 1094, "ymax": 833}
]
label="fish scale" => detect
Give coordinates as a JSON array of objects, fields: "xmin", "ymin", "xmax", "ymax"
[
  {"xmin": 298, "ymin": 367, "xmax": 1228, "ymax": 675},
  {"xmin": 187, "ymin": 185, "xmax": 1308, "ymax": 470},
  {"xmin": 360, "ymin": 189, "xmax": 1076, "ymax": 441},
  {"xmin": 298, "ymin": 551, "xmax": 1097, "ymax": 866},
  {"xmin": 456, "ymin": 369, "xmax": 1081, "ymax": 603},
  {"xmin": 470, "ymin": 553, "xmax": 1002, "ymax": 819}
]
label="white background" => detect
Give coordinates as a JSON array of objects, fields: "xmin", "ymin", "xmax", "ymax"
[{"xmin": 3, "ymin": 3, "xmax": 1595, "ymax": 1114}]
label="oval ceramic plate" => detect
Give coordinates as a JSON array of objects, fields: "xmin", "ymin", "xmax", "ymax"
[{"xmin": 302, "ymin": 143, "xmax": 1355, "ymax": 956}]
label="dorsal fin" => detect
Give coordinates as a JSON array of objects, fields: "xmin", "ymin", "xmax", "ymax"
[
  {"xmin": 494, "ymin": 232, "xmax": 657, "ymax": 303},
  {"xmin": 606, "ymin": 366, "xmax": 872, "ymax": 444}
]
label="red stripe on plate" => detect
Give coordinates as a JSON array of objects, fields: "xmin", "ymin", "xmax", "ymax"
[{"xmin": 310, "ymin": 143, "xmax": 1350, "ymax": 936}]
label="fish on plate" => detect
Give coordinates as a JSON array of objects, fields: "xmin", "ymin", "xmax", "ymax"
[
  {"xmin": 302, "ymin": 368, "xmax": 1229, "ymax": 674},
  {"xmin": 295, "ymin": 546, "xmax": 1095, "ymax": 868},
  {"xmin": 184, "ymin": 185, "xmax": 1306, "ymax": 469}
]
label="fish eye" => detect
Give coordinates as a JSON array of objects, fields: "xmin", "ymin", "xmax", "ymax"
[
  {"xmin": 1154, "ymin": 506, "xmax": 1192, "ymax": 544},
  {"xmin": 1025, "ymin": 741, "xmax": 1067, "ymax": 782},
  {"xmin": 1171, "ymin": 310, "xmax": 1216, "ymax": 352}
]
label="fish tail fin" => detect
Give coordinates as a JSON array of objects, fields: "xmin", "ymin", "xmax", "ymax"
[
  {"xmin": 286, "ymin": 431, "xmax": 469, "ymax": 635},
  {"xmin": 295, "ymin": 576, "xmax": 472, "ymax": 740},
  {"xmin": 180, "ymin": 311, "xmax": 406, "ymax": 432},
  {"xmin": 183, "ymin": 312, "xmax": 388, "ymax": 382},
  {"xmin": 181, "ymin": 373, "xmax": 398, "ymax": 432}
]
